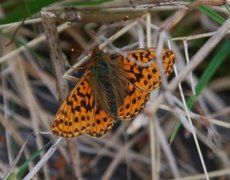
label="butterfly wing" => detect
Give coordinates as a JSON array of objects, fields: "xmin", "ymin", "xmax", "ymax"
[
  {"xmin": 86, "ymin": 107, "xmax": 114, "ymax": 137},
  {"xmin": 52, "ymin": 73, "xmax": 115, "ymax": 138},
  {"xmin": 117, "ymin": 48, "xmax": 175, "ymax": 120},
  {"xmin": 52, "ymin": 73, "xmax": 94, "ymax": 138},
  {"xmin": 117, "ymin": 82, "xmax": 150, "ymax": 120},
  {"xmin": 118, "ymin": 48, "xmax": 175, "ymax": 91}
]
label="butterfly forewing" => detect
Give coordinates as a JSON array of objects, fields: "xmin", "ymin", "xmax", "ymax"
[
  {"xmin": 52, "ymin": 74, "xmax": 94, "ymax": 138},
  {"xmin": 118, "ymin": 48, "xmax": 175, "ymax": 91},
  {"xmin": 52, "ymin": 73, "xmax": 115, "ymax": 138}
]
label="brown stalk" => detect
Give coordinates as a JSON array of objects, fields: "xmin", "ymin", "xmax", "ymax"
[{"xmin": 41, "ymin": 11, "xmax": 82, "ymax": 179}]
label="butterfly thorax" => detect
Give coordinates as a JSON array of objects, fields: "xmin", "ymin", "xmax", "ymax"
[{"xmin": 90, "ymin": 50, "xmax": 128, "ymax": 119}]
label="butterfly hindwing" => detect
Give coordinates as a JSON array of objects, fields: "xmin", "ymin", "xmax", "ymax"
[
  {"xmin": 117, "ymin": 82, "xmax": 150, "ymax": 120},
  {"xmin": 86, "ymin": 107, "xmax": 114, "ymax": 137}
]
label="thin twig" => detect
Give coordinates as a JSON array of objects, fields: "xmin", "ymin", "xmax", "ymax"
[
  {"xmin": 41, "ymin": 11, "xmax": 82, "ymax": 179},
  {"xmin": 23, "ymin": 138, "xmax": 62, "ymax": 180},
  {"xmin": 149, "ymin": 17, "xmax": 230, "ymax": 116}
]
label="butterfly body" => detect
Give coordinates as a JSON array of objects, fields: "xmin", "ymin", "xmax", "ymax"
[
  {"xmin": 52, "ymin": 48, "xmax": 175, "ymax": 138},
  {"xmin": 90, "ymin": 49, "xmax": 128, "ymax": 119}
]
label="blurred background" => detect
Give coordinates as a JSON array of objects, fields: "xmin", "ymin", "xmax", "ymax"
[{"xmin": 0, "ymin": 0, "xmax": 230, "ymax": 179}]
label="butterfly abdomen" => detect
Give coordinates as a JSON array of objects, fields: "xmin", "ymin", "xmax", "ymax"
[
  {"xmin": 93, "ymin": 60, "xmax": 118, "ymax": 116},
  {"xmin": 90, "ymin": 52, "xmax": 128, "ymax": 119}
]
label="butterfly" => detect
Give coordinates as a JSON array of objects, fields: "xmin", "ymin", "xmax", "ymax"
[{"xmin": 51, "ymin": 47, "xmax": 175, "ymax": 138}]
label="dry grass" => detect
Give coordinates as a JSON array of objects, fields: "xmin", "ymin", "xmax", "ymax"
[{"xmin": 0, "ymin": 0, "xmax": 230, "ymax": 179}]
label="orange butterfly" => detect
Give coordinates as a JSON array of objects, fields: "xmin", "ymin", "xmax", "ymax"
[{"xmin": 51, "ymin": 47, "xmax": 175, "ymax": 138}]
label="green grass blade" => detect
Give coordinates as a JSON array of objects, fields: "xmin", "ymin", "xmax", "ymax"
[
  {"xmin": 7, "ymin": 140, "xmax": 53, "ymax": 179},
  {"xmin": 225, "ymin": 4, "xmax": 230, "ymax": 14},
  {"xmin": 186, "ymin": 0, "xmax": 225, "ymax": 25},
  {"xmin": 0, "ymin": 0, "xmax": 57, "ymax": 24},
  {"xmin": 198, "ymin": 6, "xmax": 225, "ymax": 25}
]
